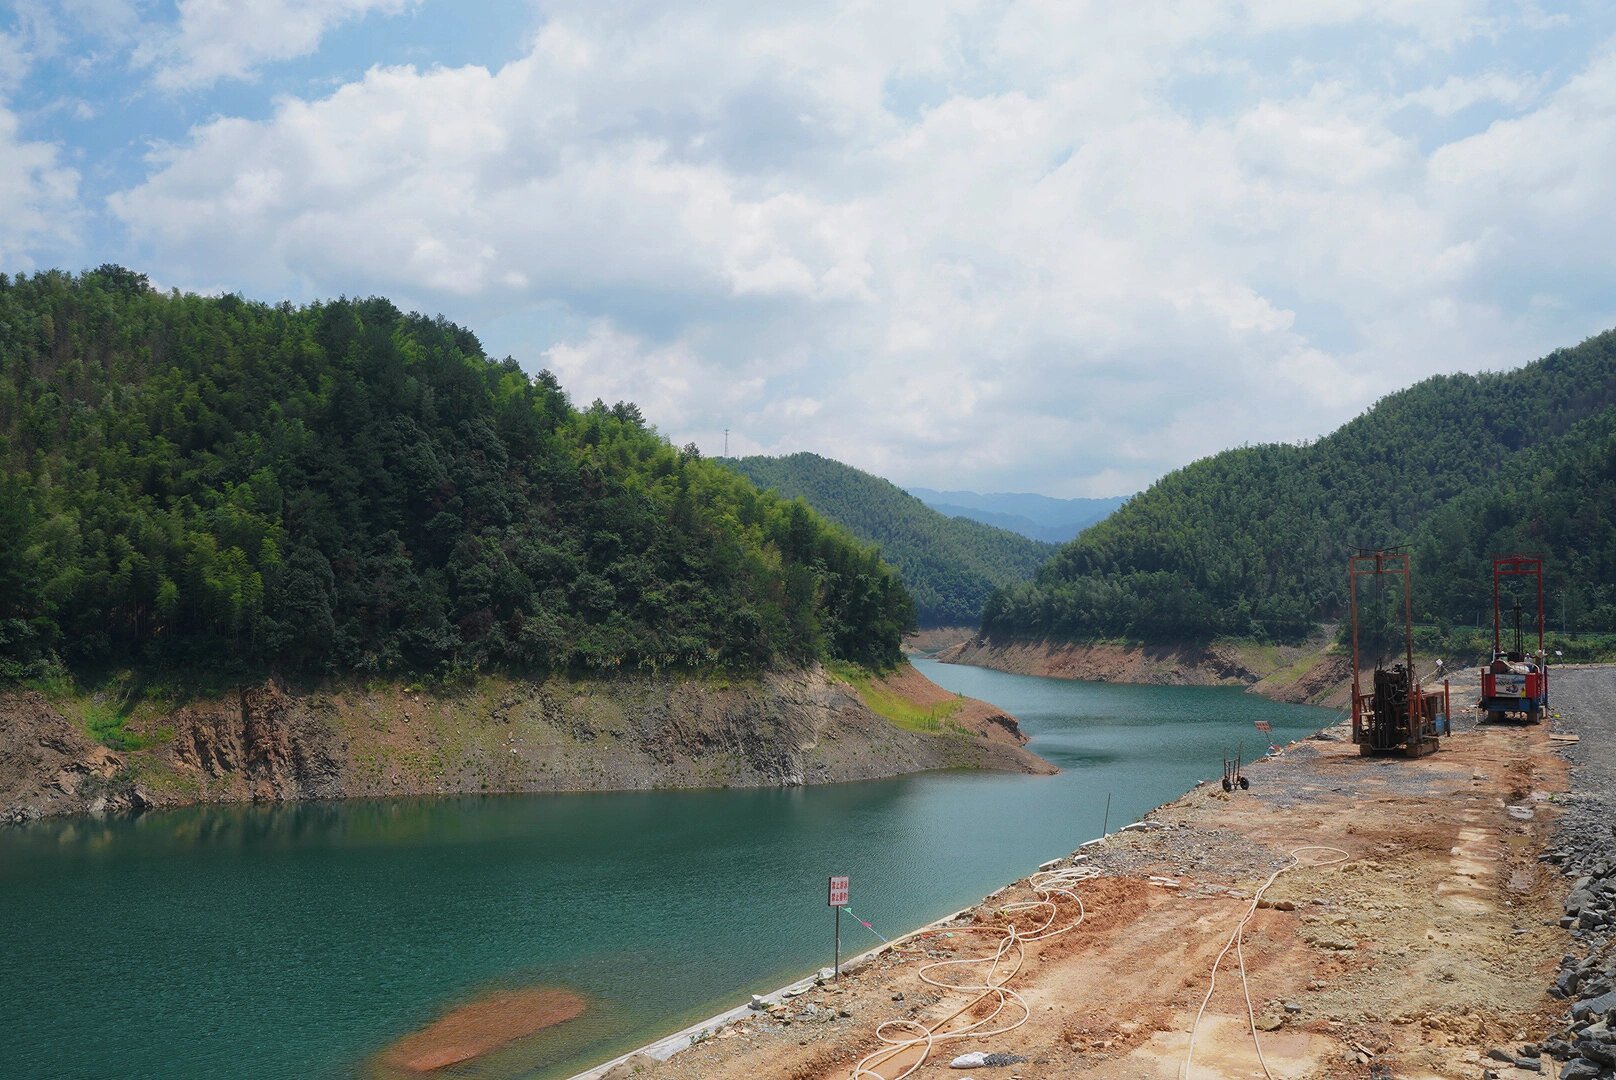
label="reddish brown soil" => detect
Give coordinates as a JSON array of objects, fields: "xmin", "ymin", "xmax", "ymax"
[
  {"xmin": 378, "ymin": 988, "xmax": 586, "ymax": 1072},
  {"xmin": 936, "ymin": 638, "xmax": 1273, "ymax": 688}
]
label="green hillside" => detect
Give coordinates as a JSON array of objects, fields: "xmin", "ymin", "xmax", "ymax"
[
  {"xmin": 1414, "ymin": 407, "xmax": 1616, "ymax": 631},
  {"xmin": 985, "ymin": 330, "xmax": 1616, "ymax": 643},
  {"xmin": 0, "ymin": 268, "xmax": 912, "ymax": 679},
  {"xmin": 723, "ymin": 453, "xmax": 1054, "ymax": 627}
]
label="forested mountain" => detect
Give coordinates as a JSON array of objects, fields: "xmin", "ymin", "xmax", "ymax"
[
  {"xmin": 985, "ymin": 330, "xmax": 1616, "ymax": 643},
  {"xmin": 722, "ymin": 453, "xmax": 1054, "ymax": 627},
  {"xmin": 907, "ymin": 489, "xmax": 1127, "ymax": 543},
  {"xmin": 0, "ymin": 268, "xmax": 912, "ymax": 679},
  {"xmin": 1414, "ymin": 407, "xmax": 1616, "ymax": 631}
]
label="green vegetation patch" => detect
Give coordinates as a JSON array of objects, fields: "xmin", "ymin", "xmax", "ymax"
[
  {"xmin": 38, "ymin": 668, "xmax": 177, "ymax": 751},
  {"xmin": 81, "ymin": 701, "xmax": 149, "ymax": 751},
  {"xmin": 1259, "ymin": 653, "xmax": 1329, "ymax": 693},
  {"xmin": 829, "ymin": 662, "xmax": 965, "ymax": 734}
]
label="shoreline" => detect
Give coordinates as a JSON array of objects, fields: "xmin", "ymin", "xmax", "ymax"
[
  {"xmin": 560, "ymin": 749, "xmax": 1286, "ymax": 1079},
  {"xmin": 934, "ymin": 635, "xmax": 1347, "ymax": 704},
  {"xmin": 568, "ymin": 670, "xmax": 1605, "ymax": 1080},
  {"xmin": 565, "ymin": 903, "xmax": 981, "ymax": 1080}
]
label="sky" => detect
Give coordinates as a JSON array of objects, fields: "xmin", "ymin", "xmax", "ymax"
[{"xmin": 4, "ymin": 1, "xmax": 1616, "ymax": 498}]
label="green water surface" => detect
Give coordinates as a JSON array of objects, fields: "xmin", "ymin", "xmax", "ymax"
[{"xmin": 0, "ymin": 660, "xmax": 1334, "ymax": 1079}]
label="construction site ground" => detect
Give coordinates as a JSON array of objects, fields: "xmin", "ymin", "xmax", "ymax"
[{"xmin": 600, "ymin": 666, "xmax": 1611, "ymax": 1080}]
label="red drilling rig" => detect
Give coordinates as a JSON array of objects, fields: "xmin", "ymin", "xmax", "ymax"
[{"xmin": 1479, "ymin": 555, "xmax": 1549, "ymax": 724}]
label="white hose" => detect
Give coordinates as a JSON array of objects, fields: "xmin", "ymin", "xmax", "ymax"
[
  {"xmin": 849, "ymin": 864, "xmax": 1100, "ymax": 1080},
  {"xmin": 1181, "ymin": 845, "xmax": 1351, "ymax": 1080}
]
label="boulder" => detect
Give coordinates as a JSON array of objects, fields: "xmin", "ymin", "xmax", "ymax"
[{"xmin": 1571, "ymin": 990, "xmax": 1616, "ymax": 1023}]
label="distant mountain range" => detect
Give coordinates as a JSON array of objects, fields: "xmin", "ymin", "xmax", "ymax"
[
  {"xmin": 906, "ymin": 489, "xmax": 1129, "ymax": 543},
  {"xmin": 722, "ymin": 454, "xmax": 1055, "ymax": 628}
]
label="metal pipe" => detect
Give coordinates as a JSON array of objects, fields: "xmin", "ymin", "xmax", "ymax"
[{"xmin": 1402, "ymin": 554, "xmax": 1415, "ymax": 740}]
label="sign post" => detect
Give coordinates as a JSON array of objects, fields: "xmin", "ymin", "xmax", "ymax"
[{"xmin": 828, "ymin": 875, "xmax": 849, "ymax": 978}]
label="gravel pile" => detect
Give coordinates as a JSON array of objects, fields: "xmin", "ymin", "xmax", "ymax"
[
  {"xmin": 1539, "ymin": 831, "xmax": 1616, "ymax": 1079},
  {"xmin": 1077, "ymin": 816, "xmax": 1292, "ymax": 885},
  {"xmin": 1522, "ymin": 669, "xmax": 1616, "ymax": 1080}
]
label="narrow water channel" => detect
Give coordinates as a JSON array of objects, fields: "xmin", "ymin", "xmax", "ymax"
[{"xmin": 0, "ymin": 662, "xmax": 1334, "ymax": 1080}]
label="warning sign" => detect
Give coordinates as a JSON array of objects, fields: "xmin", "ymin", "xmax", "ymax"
[{"xmin": 828, "ymin": 875, "xmax": 849, "ymax": 907}]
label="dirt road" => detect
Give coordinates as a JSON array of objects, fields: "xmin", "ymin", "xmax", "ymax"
[{"xmin": 599, "ymin": 669, "xmax": 1607, "ymax": 1080}]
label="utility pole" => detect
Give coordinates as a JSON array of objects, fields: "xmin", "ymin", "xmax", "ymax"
[{"xmin": 723, "ymin": 428, "xmax": 729, "ymax": 457}]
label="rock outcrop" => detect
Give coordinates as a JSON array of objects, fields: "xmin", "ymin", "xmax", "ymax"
[
  {"xmin": 0, "ymin": 665, "xmax": 1049, "ymax": 822},
  {"xmin": 0, "ymin": 691, "xmax": 143, "ymax": 822},
  {"xmin": 165, "ymin": 679, "xmax": 346, "ymax": 803}
]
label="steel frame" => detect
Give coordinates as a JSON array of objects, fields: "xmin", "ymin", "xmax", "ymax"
[
  {"xmin": 1492, "ymin": 555, "xmax": 1545, "ymax": 659},
  {"xmin": 1348, "ymin": 549, "xmax": 1416, "ymax": 746}
]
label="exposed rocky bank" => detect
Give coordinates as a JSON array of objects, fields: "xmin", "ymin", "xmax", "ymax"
[
  {"xmin": 937, "ymin": 635, "xmax": 1349, "ymax": 704},
  {"xmin": 0, "ymin": 664, "xmax": 1050, "ymax": 823}
]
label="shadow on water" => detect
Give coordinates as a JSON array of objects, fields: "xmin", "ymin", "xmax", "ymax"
[{"xmin": 0, "ymin": 660, "xmax": 1332, "ymax": 1080}]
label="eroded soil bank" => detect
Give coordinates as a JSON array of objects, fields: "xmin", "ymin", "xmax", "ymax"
[
  {"xmin": 0, "ymin": 663, "xmax": 1049, "ymax": 823},
  {"xmin": 938, "ymin": 636, "xmax": 1347, "ymax": 703},
  {"xmin": 939, "ymin": 636, "xmax": 1558, "ymax": 715},
  {"xmin": 588, "ymin": 669, "xmax": 1610, "ymax": 1080}
]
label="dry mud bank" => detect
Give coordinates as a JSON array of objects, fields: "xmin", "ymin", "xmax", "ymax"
[
  {"xmin": 902, "ymin": 627, "xmax": 979, "ymax": 656},
  {"xmin": 938, "ymin": 636, "xmax": 1345, "ymax": 700},
  {"xmin": 594, "ymin": 672, "xmax": 1612, "ymax": 1080},
  {"xmin": 0, "ymin": 663, "xmax": 1048, "ymax": 822}
]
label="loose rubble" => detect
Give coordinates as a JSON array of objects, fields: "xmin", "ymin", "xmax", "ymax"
[{"xmin": 1534, "ymin": 671, "xmax": 1616, "ymax": 1080}]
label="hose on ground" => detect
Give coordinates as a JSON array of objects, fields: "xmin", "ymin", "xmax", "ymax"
[
  {"xmin": 848, "ymin": 863, "xmax": 1100, "ymax": 1080},
  {"xmin": 1181, "ymin": 845, "xmax": 1351, "ymax": 1080}
]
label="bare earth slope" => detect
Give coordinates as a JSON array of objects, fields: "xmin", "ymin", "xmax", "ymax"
[
  {"xmin": 938, "ymin": 637, "xmax": 1325, "ymax": 692},
  {"xmin": 0, "ymin": 664, "xmax": 1049, "ymax": 822},
  {"xmin": 593, "ymin": 671, "xmax": 1613, "ymax": 1080},
  {"xmin": 939, "ymin": 635, "xmax": 1381, "ymax": 708}
]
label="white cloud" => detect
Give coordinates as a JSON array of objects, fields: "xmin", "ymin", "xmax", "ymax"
[
  {"xmin": 1242, "ymin": 0, "xmax": 1492, "ymax": 44},
  {"xmin": 1405, "ymin": 71, "xmax": 1542, "ymax": 116},
  {"xmin": 135, "ymin": 0, "xmax": 416, "ymax": 90},
  {"xmin": 1431, "ymin": 47, "xmax": 1616, "ymax": 234},
  {"xmin": 104, "ymin": 2, "xmax": 1616, "ymax": 496},
  {"xmin": 0, "ymin": 1, "xmax": 55, "ymax": 91},
  {"xmin": 0, "ymin": 31, "xmax": 28, "ymax": 91},
  {"xmin": 540, "ymin": 320, "xmax": 771, "ymax": 435},
  {"xmin": 1, "ymin": 0, "xmax": 141, "ymax": 90},
  {"xmin": 0, "ymin": 103, "xmax": 81, "ymax": 267},
  {"xmin": 66, "ymin": 0, "xmax": 142, "ymax": 44}
]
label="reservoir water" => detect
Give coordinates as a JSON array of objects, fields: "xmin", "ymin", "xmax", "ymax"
[{"xmin": 0, "ymin": 660, "xmax": 1334, "ymax": 1080}]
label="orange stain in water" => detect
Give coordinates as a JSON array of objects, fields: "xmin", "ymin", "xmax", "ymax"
[{"xmin": 378, "ymin": 988, "xmax": 587, "ymax": 1072}]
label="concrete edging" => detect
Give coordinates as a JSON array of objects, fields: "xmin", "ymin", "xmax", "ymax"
[{"xmin": 563, "ymin": 900, "xmax": 989, "ymax": 1079}]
